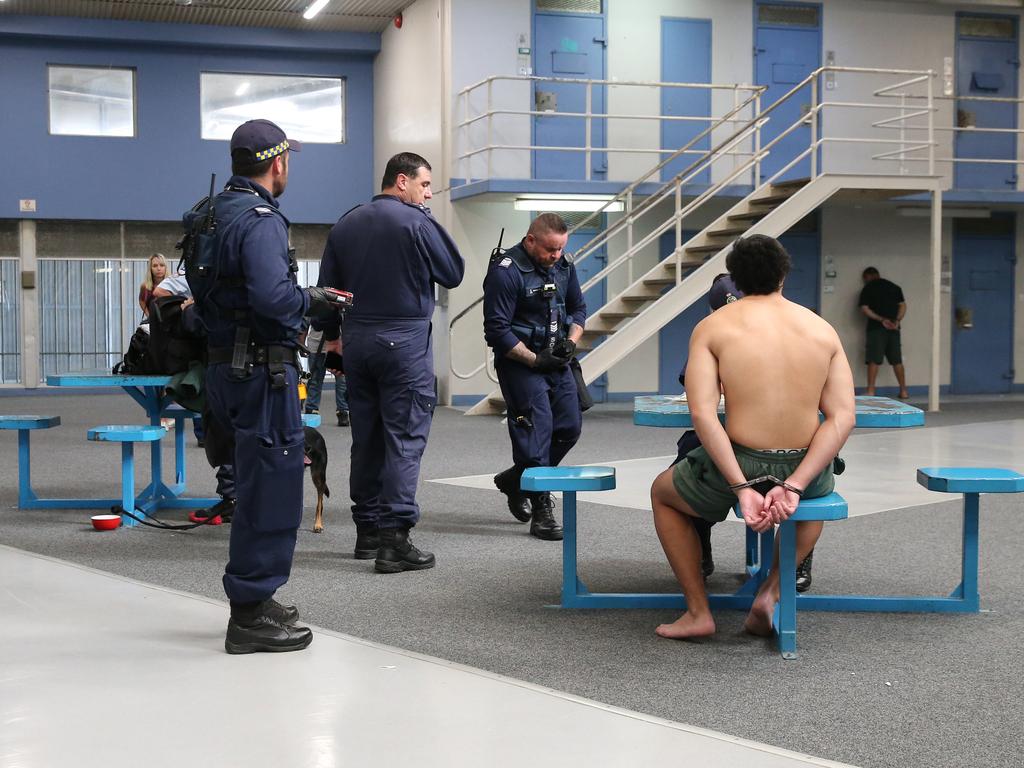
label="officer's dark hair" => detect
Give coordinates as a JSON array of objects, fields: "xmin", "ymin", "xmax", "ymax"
[
  {"xmin": 863, "ymin": 266, "xmax": 880, "ymax": 278},
  {"xmin": 725, "ymin": 235, "xmax": 790, "ymax": 296},
  {"xmin": 382, "ymin": 152, "xmax": 431, "ymax": 189},
  {"xmin": 528, "ymin": 213, "xmax": 568, "ymax": 236},
  {"xmin": 231, "ymin": 154, "xmax": 275, "ymax": 178}
]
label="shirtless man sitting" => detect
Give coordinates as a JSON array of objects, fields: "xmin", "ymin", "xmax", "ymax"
[{"xmin": 649, "ymin": 234, "xmax": 856, "ymax": 640}]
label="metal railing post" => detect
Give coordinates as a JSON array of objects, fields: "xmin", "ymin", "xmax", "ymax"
[
  {"xmin": 674, "ymin": 180, "xmax": 682, "ymax": 285},
  {"xmin": 626, "ymin": 190, "xmax": 634, "ymax": 285},
  {"xmin": 754, "ymin": 92, "xmax": 762, "ymax": 185},
  {"xmin": 899, "ymin": 93, "xmax": 907, "ymax": 175},
  {"xmin": 585, "ymin": 80, "xmax": 593, "ymax": 181},
  {"xmin": 486, "ymin": 79, "xmax": 493, "ymax": 180},
  {"xmin": 810, "ymin": 75, "xmax": 819, "ymax": 178},
  {"xmin": 926, "ymin": 70, "xmax": 935, "ymax": 176}
]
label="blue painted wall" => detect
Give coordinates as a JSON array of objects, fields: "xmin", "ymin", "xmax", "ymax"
[{"xmin": 0, "ymin": 16, "xmax": 379, "ymax": 224}]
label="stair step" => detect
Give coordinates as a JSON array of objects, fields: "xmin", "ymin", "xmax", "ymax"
[
  {"xmin": 728, "ymin": 210, "xmax": 769, "ymax": 222},
  {"xmin": 707, "ymin": 226, "xmax": 747, "ymax": 237},
  {"xmin": 620, "ymin": 294, "xmax": 653, "ymax": 303},
  {"xmin": 582, "ymin": 327, "xmax": 614, "ymax": 336},
  {"xmin": 685, "ymin": 244, "xmax": 727, "ymax": 255},
  {"xmin": 771, "ymin": 176, "xmax": 810, "ymax": 190},
  {"xmin": 661, "ymin": 258, "xmax": 705, "ymax": 271},
  {"xmin": 643, "ymin": 276, "xmax": 677, "ymax": 287},
  {"xmin": 488, "ymin": 396, "xmax": 505, "ymax": 408},
  {"xmin": 599, "ymin": 311, "xmax": 640, "ymax": 320},
  {"xmin": 748, "ymin": 194, "xmax": 789, "ymax": 206}
]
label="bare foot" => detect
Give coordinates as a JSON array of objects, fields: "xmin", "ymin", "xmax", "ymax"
[
  {"xmin": 898, "ymin": 391, "xmax": 910, "ymax": 400},
  {"xmin": 744, "ymin": 588, "xmax": 776, "ymax": 636},
  {"xmin": 865, "ymin": 388, "xmax": 876, "ymax": 396},
  {"xmin": 655, "ymin": 612, "xmax": 716, "ymax": 640}
]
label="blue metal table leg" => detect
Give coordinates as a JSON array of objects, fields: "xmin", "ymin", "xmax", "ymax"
[
  {"xmin": 745, "ymin": 526, "xmax": 758, "ymax": 573},
  {"xmin": 777, "ymin": 521, "xmax": 798, "ymax": 659},
  {"xmin": 174, "ymin": 418, "xmax": 186, "ymax": 485},
  {"xmin": 958, "ymin": 492, "xmax": 980, "ymax": 611},
  {"xmin": 120, "ymin": 442, "xmax": 139, "ymax": 528},
  {"xmin": 17, "ymin": 429, "xmax": 38, "ymax": 508},
  {"xmin": 561, "ymin": 490, "xmax": 581, "ymax": 607}
]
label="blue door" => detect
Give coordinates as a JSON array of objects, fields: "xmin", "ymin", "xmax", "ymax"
[
  {"xmin": 569, "ymin": 226, "xmax": 608, "ymax": 401},
  {"xmin": 754, "ymin": 2, "xmax": 821, "ymax": 182},
  {"xmin": 661, "ymin": 18, "xmax": 711, "ymax": 185},
  {"xmin": 533, "ymin": 12, "xmax": 607, "ymax": 180},
  {"xmin": 952, "ymin": 218, "xmax": 1015, "ymax": 393},
  {"xmin": 779, "ymin": 226, "xmax": 820, "ymax": 311},
  {"xmin": 955, "ymin": 15, "xmax": 1019, "ymax": 189},
  {"xmin": 656, "ymin": 222, "xmax": 819, "ymax": 392},
  {"xmin": 658, "ymin": 230, "xmax": 703, "ymax": 393}
]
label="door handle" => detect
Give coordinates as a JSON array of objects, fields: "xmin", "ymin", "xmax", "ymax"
[{"xmin": 955, "ymin": 307, "xmax": 973, "ymax": 330}]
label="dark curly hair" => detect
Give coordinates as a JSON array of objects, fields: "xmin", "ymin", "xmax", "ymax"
[{"xmin": 725, "ymin": 235, "xmax": 791, "ymax": 295}]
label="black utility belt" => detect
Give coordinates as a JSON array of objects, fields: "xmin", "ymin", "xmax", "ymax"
[{"xmin": 207, "ymin": 345, "xmax": 298, "ymax": 367}]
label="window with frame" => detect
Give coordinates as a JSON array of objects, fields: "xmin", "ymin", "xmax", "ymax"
[
  {"xmin": 48, "ymin": 65, "xmax": 136, "ymax": 137},
  {"xmin": 200, "ymin": 72, "xmax": 345, "ymax": 144}
]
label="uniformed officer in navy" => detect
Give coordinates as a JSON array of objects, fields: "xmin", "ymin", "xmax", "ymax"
[
  {"xmin": 196, "ymin": 119, "xmax": 348, "ymax": 653},
  {"xmin": 484, "ymin": 213, "xmax": 587, "ymax": 540},
  {"xmin": 317, "ymin": 152, "xmax": 464, "ymax": 573}
]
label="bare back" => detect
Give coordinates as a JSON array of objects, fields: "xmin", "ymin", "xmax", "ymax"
[{"xmin": 698, "ymin": 294, "xmax": 840, "ymax": 450}]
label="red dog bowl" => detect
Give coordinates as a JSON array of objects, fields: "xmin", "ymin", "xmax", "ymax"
[{"xmin": 91, "ymin": 514, "xmax": 122, "ymax": 531}]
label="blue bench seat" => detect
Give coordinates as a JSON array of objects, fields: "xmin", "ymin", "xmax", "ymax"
[
  {"xmin": 0, "ymin": 415, "xmax": 61, "ymax": 508},
  {"xmin": 88, "ymin": 426, "xmax": 165, "ymax": 528}
]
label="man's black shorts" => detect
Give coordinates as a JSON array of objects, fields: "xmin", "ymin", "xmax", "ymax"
[{"xmin": 865, "ymin": 325, "xmax": 902, "ymax": 365}]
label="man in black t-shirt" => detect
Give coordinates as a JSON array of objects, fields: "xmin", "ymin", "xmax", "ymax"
[{"xmin": 858, "ymin": 267, "xmax": 908, "ymax": 398}]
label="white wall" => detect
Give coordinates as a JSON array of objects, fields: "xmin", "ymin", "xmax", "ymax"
[
  {"xmin": 606, "ymin": 0, "xmax": 755, "ymax": 184},
  {"xmin": 373, "ymin": 0, "xmax": 444, "ymax": 188},
  {"xmin": 451, "ymin": 0, "xmax": 532, "ymax": 181}
]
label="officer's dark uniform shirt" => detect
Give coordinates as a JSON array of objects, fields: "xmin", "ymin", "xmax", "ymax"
[
  {"xmin": 202, "ymin": 175, "xmax": 308, "ymax": 348},
  {"xmin": 317, "ymin": 194, "xmax": 464, "ymax": 330},
  {"xmin": 858, "ymin": 278, "xmax": 905, "ymax": 330},
  {"xmin": 483, "ymin": 240, "xmax": 587, "ymax": 356}
]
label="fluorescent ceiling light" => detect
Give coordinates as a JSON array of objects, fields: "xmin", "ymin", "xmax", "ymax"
[
  {"xmin": 513, "ymin": 195, "xmax": 625, "ymax": 213},
  {"xmin": 303, "ymin": 0, "xmax": 330, "ymax": 20}
]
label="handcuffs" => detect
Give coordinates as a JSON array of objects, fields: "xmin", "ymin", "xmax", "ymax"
[{"xmin": 729, "ymin": 476, "xmax": 804, "ymax": 497}]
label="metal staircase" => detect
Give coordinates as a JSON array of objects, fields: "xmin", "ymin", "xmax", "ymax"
[{"xmin": 461, "ymin": 66, "xmax": 943, "ymax": 415}]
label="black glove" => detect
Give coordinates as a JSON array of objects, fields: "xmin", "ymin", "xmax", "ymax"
[
  {"xmin": 534, "ymin": 349, "xmax": 571, "ymax": 373},
  {"xmin": 552, "ymin": 338, "xmax": 577, "ymax": 359},
  {"xmin": 305, "ymin": 287, "xmax": 354, "ymax": 322}
]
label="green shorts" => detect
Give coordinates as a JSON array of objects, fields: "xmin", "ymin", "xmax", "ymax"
[
  {"xmin": 865, "ymin": 325, "xmax": 902, "ymax": 365},
  {"xmin": 671, "ymin": 444, "xmax": 835, "ymax": 523}
]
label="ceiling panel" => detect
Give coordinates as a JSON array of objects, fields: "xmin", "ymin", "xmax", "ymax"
[{"xmin": 0, "ymin": 0, "xmax": 415, "ymax": 33}]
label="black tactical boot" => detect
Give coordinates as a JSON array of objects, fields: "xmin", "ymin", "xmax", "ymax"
[
  {"xmin": 261, "ymin": 598, "xmax": 299, "ymax": 625},
  {"xmin": 354, "ymin": 525, "xmax": 380, "ymax": 560},
  {"xmin": 225, "ymin": 602, "xmax": 311, "ymax": 654},
  {"xmin": 374, "ymin": 527, "xmax": 436, "ymax": 573},
  {"xmin": 494, "ymin": 466, "xmax": 531, "ymax": 522},
  {"xmin": 529, "ymin": 493, "xmax": 563, "ymax": 541},
  {"xmin": 796, "ymin": 550, "xmax": 814, "ymax": 593},
  {"xmin": 337, "ymin": 410, "xmax": 350, "ymax": 427}
]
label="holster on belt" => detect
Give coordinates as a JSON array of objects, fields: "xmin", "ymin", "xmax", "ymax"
[{"xmin": 208, "ymin": 343, "xmax": 298, "ymax": 389}]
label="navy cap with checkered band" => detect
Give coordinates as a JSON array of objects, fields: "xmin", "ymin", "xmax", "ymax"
[{"xmin": 229, "ymin": 119, "xmax": 302, "ymax": 164}]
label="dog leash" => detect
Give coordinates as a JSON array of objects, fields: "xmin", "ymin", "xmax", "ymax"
[{"xmin": 110, "ymin": 505, "xmax": 225, "ymax": 531}]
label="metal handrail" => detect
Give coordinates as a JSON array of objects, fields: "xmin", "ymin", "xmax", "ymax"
[{"xmin": 451, "ymin": 65, "xmax": 943, "ymax": 388}]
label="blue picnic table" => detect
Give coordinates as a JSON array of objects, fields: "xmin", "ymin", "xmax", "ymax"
[
  {"xmin": 37, "ymin": 372, "xmax": 218, "ymax": 514},
  {"xmin": 633, "ymin": 394, "xmax": 925, "ymax": 429},
  {"xmin": 37, "ymin": 373, "xmax": 322, "ymax": 519}
]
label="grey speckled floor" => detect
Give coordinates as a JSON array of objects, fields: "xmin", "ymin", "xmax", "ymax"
[{"xmin": 1, "ymin": 393, "xmax": 1023, "ymax": 768}]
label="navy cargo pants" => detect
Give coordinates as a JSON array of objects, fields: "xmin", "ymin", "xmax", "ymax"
[
  {"xmin": 344, "ymin": 319, "xmax": 437, "ymax": 530},
  {"xmin": 206, "ymin": 362, "xmax": 304, "ymax": 604},
  {"xmin": 496, "ymin": 358, "xmax": 581, "ymax": 471}
]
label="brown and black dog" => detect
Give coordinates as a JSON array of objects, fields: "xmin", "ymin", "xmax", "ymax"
[{"xmin": 304, "ymin": 426, "xmax": 331, "ymax": 533}]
